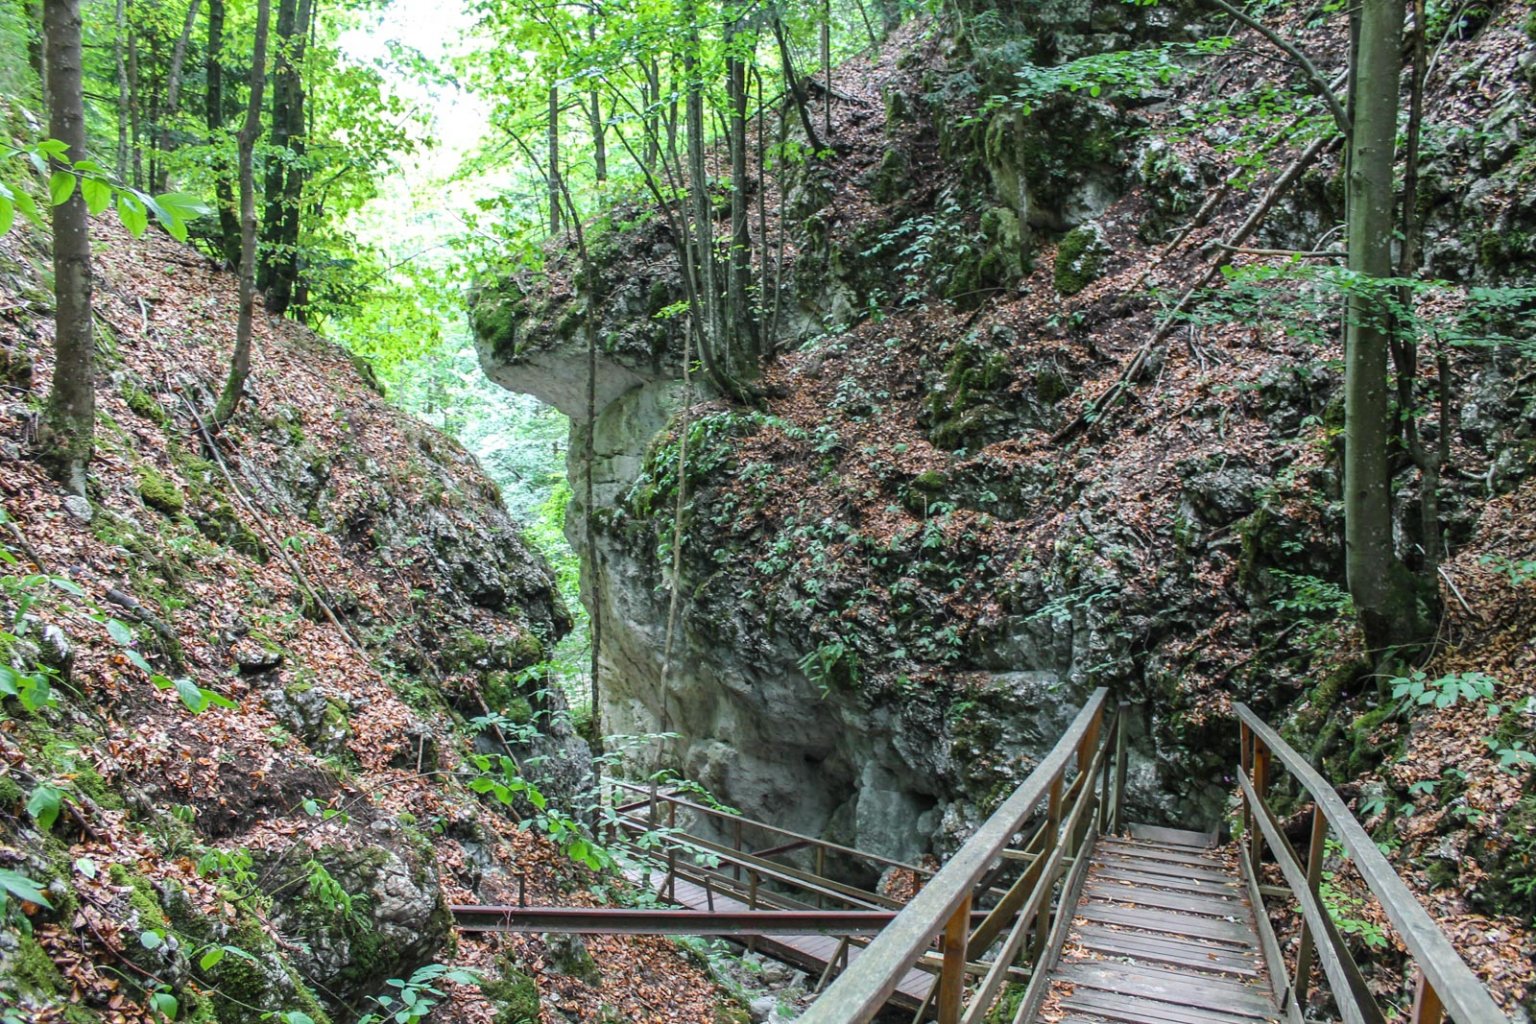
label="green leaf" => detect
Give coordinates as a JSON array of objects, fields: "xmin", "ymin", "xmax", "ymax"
[
  {"xmin": 35, "ymin": 139, "xmax": 69, "ymax": 158},
  {"xmin": 49, "ymin": 577, "xmax": 84, "ymax": 597},
  {"xmin": 0, "ymin": 196, "xmax": 13, "ymax": 237},
  {"xmin": 74, "ymin": 857, "xmax": 97, "ymax": 879},
  {"xmin": 199, "ymin": 946, "xmax": 225, "ymax": 969},
  {"xmin": 27, "ymin": 784, "xmax": 62, "ymax": 830},
  {"xmin": 0, "ymin": 867, "xmax": 52, "ymax": 908},
  {"xmin": 126, "ymin": 649, "xmax": 153, "ymax": 672},
  {"xmin": 48, "ymin": 171, "xmax": 76, "ymax": 205},
  {"xmin": 81, "ymin": 176, "xmax": 112, "ymax": 216},
  {"xmin": 13, "ymin": 190, "xmax": 43, "ymax": 228},
  {"xmin": 106, "ymin": 619, "xmax": 135, "ymax": 646},
  {"xmin": 150, "ymin": 990, "xmax": 178, "ymax": 1020},
  {"xmin": 117, "ymin": 192, "xmax": 149, "ymax": 237},
  {"xmin": 140, "ymin": 929, "xmax": 163, "ymax": 950},
  {"xmin": 173, "ymin": 677, "xmax": 208, "ymax": 712}
]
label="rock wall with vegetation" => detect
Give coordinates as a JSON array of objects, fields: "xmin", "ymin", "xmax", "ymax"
[
  {"xmin": 476, "ymin": 3, "xmax": 1536, "ymax": 1009},
  {"xmin": 0, "ymin": 220, "xmax": 739, "ymax": 1023}
]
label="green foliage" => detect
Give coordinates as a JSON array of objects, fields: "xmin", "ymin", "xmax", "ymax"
[
  {"xmin": 1390, "ymin": 670, "xmax": 1498, "ymax": 712},
  {"xmin": 358, "ymin": 963, "xmax": 482, "ymax": 1024},
  {"xmin": 1, "ymin": 139, "xmax": 207, "ymax": 240},
  {"xmin": 797, "ymin": 640, "xmax": 860, "ymax": 696},
  {"xmin": 467, "ymin": 753, "xmax": 613, "ymax": 872},
  {"xmin": 302, "ymin": 859, "xmax": 370, "ymax": 930},
  {"xmin": 1480, "ymin": 553, "xmax": 1536, "ymax": 587}
]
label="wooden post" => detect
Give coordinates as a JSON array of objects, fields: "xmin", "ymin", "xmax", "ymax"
[
  {"xmin": 1033, "ymin": 776, "xmax": 1064, "ymax": 961},
  {"xmin": 1293, "ymin": 804, "xmax": 1328, "ymax": 1009},
  {"xmin": 1239, "ymin": 721, "xmax": 1252, "ymax": 843},
  {"xmin": 815, "ymin": 936, "xmax": 850, "ymax": 993},
  {"xmin": 1411, "ymin": 967, "xmax": 1444, "ymax": 1024},
  {"xmin": 1112, "ymin": 701, "xmax": 1129, "ymax": 834},
  {"xmin": 734, "ymin": 818, "xmax": 744, "ymax": 883},
  {"xmin": 816, "ymin": 846, "xmax": 827, "ymax": 909},
  {"xmin": 937, "ymin": 894, "xmax": 971, "ymax": 1024},
  {"xmin": 1249, "ymin": 744, "xmax": 1270, "ymax": 876},
  {"xmin": 704, "ymin": 874, "xmax": 715, "ymax": 911}
]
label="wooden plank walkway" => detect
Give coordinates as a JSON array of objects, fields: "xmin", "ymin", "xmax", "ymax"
[
  {"xmin": 628, "ymin": 866, "xmax": 935, "ymax": 1011},
  {"xmin": 1034, "ymin": 824, "xmax": 1281, "ymax": 1024}
]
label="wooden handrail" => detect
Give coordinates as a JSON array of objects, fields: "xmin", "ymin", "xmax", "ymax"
[
  {"xmin": 800, "ymin": 688, "xmax": 1111, "ymax": 1024},
  {"xmin": 1234, "ymin": 703, "xmax": 1510, "ymax": 1024}
]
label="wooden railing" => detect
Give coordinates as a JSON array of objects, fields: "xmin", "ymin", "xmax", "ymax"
[
  {"xmin": 800, "ymin": 687, "xmax": 1122, "ymax": 1024},
  {"xmin": 603, "ymin": 777, "xmax": 935, "ymax": 914},
  {"xmin": 1235, "ymin": 703, "xmax": 1510, "ymax": 1024}
]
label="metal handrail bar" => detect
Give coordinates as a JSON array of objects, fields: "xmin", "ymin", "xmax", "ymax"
[
  {"xmin": 451, "ymin": 905, "xmax": 908, "ymax": 935},
  {"xmin": 606, "ymin": 777, "xmax": 938, "ymax": 878},
  {"xmin": 799, "ymin": 688, "xmax": 1110, "ymax": 1024},
  {"xmin": 610, "ymin": 814, "xmax": 901, "ymax": 910},
  {"xmin": 1234, "ymin": 703, "xmax": 1510, "ymax": 1024}
]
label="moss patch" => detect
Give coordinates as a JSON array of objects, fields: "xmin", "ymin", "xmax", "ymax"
[
  {"xmin": 482, "ymin": 959, "xmax": 542, "ymax": 1024},
  {"xmin": 1054, "ymin": 226, "xmax": 1106, "ymax": 295},
  {"xmin": 136, "ymin": 466, "xmax": 186, "ymax": 515}
]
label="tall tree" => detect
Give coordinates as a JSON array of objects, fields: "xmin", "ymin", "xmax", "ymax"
[
  {"xmin": 259, "ymin": 0, "xmax": 312, "ymax": 315},
  {"xmin": 41, "ymin": 0, "xmax": 94, "ymax": 496},
  {"xmin": 213, "ymin": 0, "xmax": 271, "ymax": 428},
  {"xmin": 1343, "ymin": 0, "xmax": 1419, "ymax": 651},
  {"xmin": 204, "ymin": 0, "xmax": 240, "ymax": 264}
]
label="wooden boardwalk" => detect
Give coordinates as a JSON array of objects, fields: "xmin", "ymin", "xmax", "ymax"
[
  {"xmin": 1034, "ymin": 824, "xmax": 1280, "ymax": 1024},
  {"xmin": 630, "ymin": 866, "xmax": 936, "ymax": 1011}
]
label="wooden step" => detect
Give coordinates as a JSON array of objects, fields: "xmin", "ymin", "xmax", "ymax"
[
  {"xmin": 1071, "ymin": 923, "xmax": 1260, "ymax": 978},
  {"xmin": 1128, "ymin": 823, "xmax": 1219, "ymax": 849}
]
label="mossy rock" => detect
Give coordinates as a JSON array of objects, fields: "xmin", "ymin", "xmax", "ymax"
[
  {"xmin": 482, "ymin": 958, "xmax": 541, "ymax": 1024},
  {"xmin": 137, "ymin": 465, "xmax": 186, "ymax": 515},
  {"xmin": 1054, "ymin": 226, "xmax": 1107, "ymax": 295},
  {"xmin": 870, "ymin": 147, "xmax": 912, "ymax": 204},
  {"xmin": 121, "ymin": 381, "xmax": 172, "ymax": 427}
]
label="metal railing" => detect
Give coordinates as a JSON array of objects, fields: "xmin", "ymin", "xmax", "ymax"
[
  {"xmin": 1235, "ymin": 703, "xmax": 1510, "ymax": 1024},
  {"xmin": 800, "ymin": 687, "xmax": 1122, "ymax": 1024}
]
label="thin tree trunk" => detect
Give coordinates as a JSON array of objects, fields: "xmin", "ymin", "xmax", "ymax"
[
  {"xmin": 114, "ymin": 0, "xmax": 128, "ymax": 180},
  {"xmin": 154, "ymin": 0, "xmax": 202, "ymax": 192},
  {"xmin": 821, "ymin": 0, "xmax": 831, "ymax": 140},
  {"xmin": 548, "ymin": 85, "xmax": 562, "ymax": 235},
  {"xmin": 587, "ymin": 17, "xmax": 606, "ymax": 184},
  {"xmin": 771, "ymin": 12, "xmax": 824, "ymax": 153},
  {"xmin": 27, "ymin": 0, "xmax": 46, "ymax": 107},
  {"xmin": 213, "ymin": 0, "xmax": 270, "ymax": 429},
  {"xmin": 726, "ymin": 18, "xmax": 757, "ymax": 366},
  {"xmin": 1343, "ymin": 0, "xmax": 1416, "ymax": 651},
  {"xmin": 42, "ymin": 0, "xmax": 94, "ymax": 497},
  {"xmin": 128, "ymin": 31, "xmax": 143, "ymax": 189},
  {"xmin": 643, "ymin": 58, "xmax": 660, "ymax": 172}
]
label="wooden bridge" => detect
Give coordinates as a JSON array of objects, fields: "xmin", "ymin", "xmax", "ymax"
[{"xmin": 453, "ymin": 690, "xmax": 1512, "ymax": 1024}]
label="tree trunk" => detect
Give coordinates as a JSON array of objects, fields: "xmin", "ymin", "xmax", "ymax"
[
  {"xmin": 821, "ymin": 0, "xmax": 831, "ymax": 140},
  {"xmin": 548, "ymin": 85, "xmax": 562, "ymax": 235},
  {"xmin": 114, "ymin": 0, "xmax": 128, "ymax": 180},
  {"xmin": 587, "ymin": 18, "xmax": 606, "ymax": 184},
  {"xmin": 128, "ymin": 30, "xmax": 143, "ymax": 189},
  {"xmin": 205, "ymin": 0, "xmax": 240, "ymax": 265},
  {"xmin": 41, "ymin": 0, "xmax": 94, "ymax": 497},
  {"xmin": 644, "ymin": 58, "xmax": 660, "ymax": 172},
  {"xmin": 213, "ymin": 0, "xmax": 270, "ymax": 429},
  {"xmin": 27, "ymin": 0, "xmax": 46, "ymax": 107},
  {"xmin": 1343, "ymin": 0, "xmax": 1418, "ymax": 651},
  {"xmin": 260, "ymin": 0, "xmax": 307, "ymax": 314},
  {"xmin": 154, "ymin": 0, "xmax": 202, "ymax": 192},
  {"xmin": 771, "ymin": 11, "xmax": 824, "ymax": 153},
  {"xmin": 726, "ymin": 17, "xmax": 758, "ymax": 366}
]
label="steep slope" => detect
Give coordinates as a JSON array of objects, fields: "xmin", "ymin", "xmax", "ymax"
[
  {"xmin": 0, "ymin": 219, "xmax": 737, "ymax": 1023},
  {"xmin": 473, "ymin": 0, "xmax": 1536, "ymax": 1012}
]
